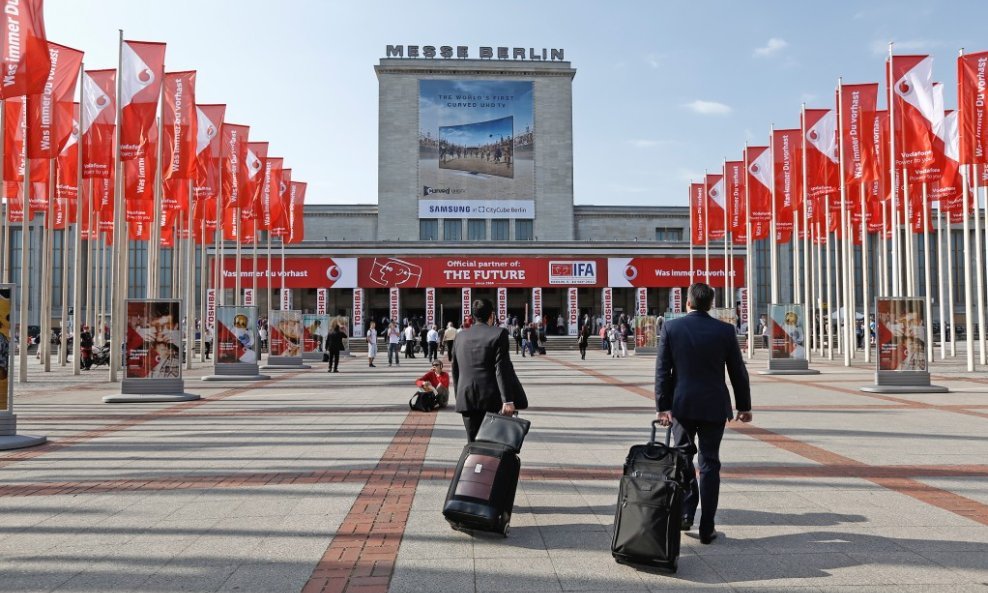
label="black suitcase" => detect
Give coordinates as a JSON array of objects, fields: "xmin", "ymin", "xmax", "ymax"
[
  {"xmin": 443, "ymin": 440, "xmax": 520, "ymax": 536},
  {"xmin": 611, "ymin": 421, "xmax": 693, "ymax": 572}
]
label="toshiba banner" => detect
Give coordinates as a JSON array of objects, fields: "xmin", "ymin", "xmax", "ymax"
[
  {"xmin": 567, "ymin": 288, "xmax": 578, "ymax": 336},
  {"xmin": 608, "ymin": 257, "xmax": 744, "ymax": 288},
  {"xmin": 497, "ymin": 288, "xmax": 507, "ymax": 326},
  {"xmin": 425, "ymin": 288, "xmax": 436, "ymax": 328},
  {"xmin": 462, "ymin": 288, "xmax": 472, "ymax": 322},
  {"xmin": 219, "ymin": 257, "xmax": 357, "ymax": 289},
  {"xmin": 358, "ymin": 257, "xmax": 603, "ymax": 288}
]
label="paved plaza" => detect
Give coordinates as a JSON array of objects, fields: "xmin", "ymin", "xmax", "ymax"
[{"xmin": 1, "ymin": 348, "xmax": 988, "ymax": 593}]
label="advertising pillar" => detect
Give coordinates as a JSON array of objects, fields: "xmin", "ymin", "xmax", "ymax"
[
  {"xmin": 243, "ymin": 288, "xmax": 255, "ymax": 307},
  {"xmin": 316, "ymin": 288, "xmax": 328, "ymax": 315},
  {"xmin": 670, "ymin": 288, "xmax": 682, "ymax": 313},
  {"xmin": 462, "ymin": 288, "xmax": 472, "ymax": 323},
  {"xmin": 280, "ymin": 288, "xmax": 293, "ymax": 311},
  {"xmin": 389, "ymin": 288, "xmax": 400, "ymax": 325},
  {"xmin": 636, "ymin": 287, "xmax": 648, "ymax": 318},
  {"xmin": 861, "ymin": 297, "xmax": 946, "ymax": 392},
  {"xmin": 602, "ymin": 287, "xmax": 613, "ymax": 325},
  {"xmin": 567, "ymin": 287, "xmax": 578, "ymax": 336},
  {"xmin": 352, "ymin": 288, "xmax": 364, "ymax": 338},
  {"xmin": 497, "ymin": 287, "xmax": 507, "ymax": 326},
  {"xmin": 532, "ymin": 287, "xmax": 542, "ymax": 322},
  {"xmin": 760, "ymin": 304, "xmax": 820, "ymax": 376},
  {"xmin": 202, "ymin": 306, "xmax": 270, "ymax": 381},
  {"xmin": 425, "ymin": 288, "xmax": 436, "ymax": 328}
]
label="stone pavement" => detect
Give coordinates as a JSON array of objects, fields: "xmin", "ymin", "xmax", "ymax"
[{"xmin": 1, "ymin": 348, "xmax": 988, "ymax": 593}]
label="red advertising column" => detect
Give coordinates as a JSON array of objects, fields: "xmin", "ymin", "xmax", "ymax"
[
  {"xmin": 670, "ymin": 288, "xmax": 682, "ymax": 313},
  {"xmin": 602, "ymin": 287, "xmax": 613, "ymax": 325},
  {"xmin": 567, "ymin": 287, "xmax": 578, "ymax": 336},
  {"xmin": 351, "ymin": 288, "xmax": 364, "ymax": 338},
  {"xmin": 532, "ymin": 288, "xmax": 542, "ymax": 322},
  {"xmin": 636, "ymin": 287, "xmax": 648, "ymax": 317},
  {"xmin": 316, "ymin": 288, "xmax": 327, "ymax": 315},
  {"xmin": 389, "ymin": 288, "xmax": 400, "ymax": 325},
  {"xmin": 425, "ymin": 288, "xmax": 436, "ymax": 328},
  {"xmin": 461, "ymin": 288, "xmax": 472, "ymax": 323},
  {"xmin": 244, "ymin": 288, "xmax": 255, "ymax": 307},
  {"xmin": 497, "ymin": 288, "xmax": 507, "ymax": 326},
  {"xmin": 280, "ymin": 289, "xmax": 292, "ymax": 311}
]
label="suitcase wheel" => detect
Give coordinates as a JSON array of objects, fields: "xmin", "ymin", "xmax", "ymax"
[{"xmin": 499, "ymin": 512, "xmax": 511, "ymax": 537}]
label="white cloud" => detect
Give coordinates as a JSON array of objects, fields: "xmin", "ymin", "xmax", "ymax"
[
  {"xmin": 645, "ymin": 53, "xmax": 663, "ymax": 69},
  {"xmin": 683, "ymin": 100, "xmax": 733, "ymax": 116},
  {"xmin": 754, "ymin": 38, "xmax": 789, "ymax": 58}
]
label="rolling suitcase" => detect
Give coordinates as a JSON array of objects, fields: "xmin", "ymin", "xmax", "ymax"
[
  {"xmin": 611, "ymin": 421, "xmax": 693, "ymax": 572},
  {"xmin": 443, "ymin": 413, "xmax": 530, "ymax": 536}
]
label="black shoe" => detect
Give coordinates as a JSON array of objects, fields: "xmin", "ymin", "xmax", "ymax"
[
  {"xmin": 369, "ymin": 364, "xmax": 376, "ymax": 367},
  {"xmin": 680, "ymin": 518, "xmax": 693, "ymax": 532},
  {"xmin": 700, "ymin": 531, "xmax": 718, "ymax": 545}
]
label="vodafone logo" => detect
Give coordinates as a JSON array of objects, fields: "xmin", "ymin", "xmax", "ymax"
[
  {"xmin": 899, "ymin": 81, "xmax": 911, "ymax": 94},
  {"xmin": 206, "ymin": 125, "xmax": 216, "ymax": 138},
  {"xmin": 326, "ymin": 265, "xmax": 342, "ymax": 282},
  {"xmin": 808, "ymin": 130, "xmax": 819, "ymax": 141},
  {"xmin": 749, "ymin": 163, "xmax": 760, "ymax": 174},
  {"xmin": 709, "ymin": 189, "xmax": 719, "ymax": 198},
  {"xmin": 624, "ymin": 265, "xmax": 638, "ymax": 280},
  {"xmin": 138, "ymin": 68, "xmax": 153, "ymax": 83},
  {"xmin": 96, "ymin": 96, "xmax": 108, "ymax": 107}
]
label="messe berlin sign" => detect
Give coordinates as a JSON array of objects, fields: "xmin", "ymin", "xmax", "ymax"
[{"xmin": 386, "ymin": 45, "xmax": 564, "ymax": 61}]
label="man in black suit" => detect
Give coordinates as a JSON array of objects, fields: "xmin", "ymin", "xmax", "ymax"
[
  {"xmin": 655, "ymin": 282, "xmax": 752, "ymax": 544},
  {"xmin": 452, "ymin": 298, "xmax": 525, "ymax": 442}
]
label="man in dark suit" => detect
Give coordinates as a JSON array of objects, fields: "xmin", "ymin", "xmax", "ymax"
[
  {"xmin": 452, "ymin": 298, "xmax": 525, "ymax": 442},
  {"xmin": 655, "ymin": 282, "xmax": 752, "ymax": 544}
]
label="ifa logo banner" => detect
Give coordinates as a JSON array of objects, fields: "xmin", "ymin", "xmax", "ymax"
[{"xmin": 549, "ymin": 260, "xmax": 597, "ymax": 285}]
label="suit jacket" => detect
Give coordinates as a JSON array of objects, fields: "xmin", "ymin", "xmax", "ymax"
[
  {"xmin": 655, "ymin": 310, "xmax": 751, "ymax": 423},
  {"xmin": 452, "ymin": 322, "xmax": 526, "ymax": 413}
]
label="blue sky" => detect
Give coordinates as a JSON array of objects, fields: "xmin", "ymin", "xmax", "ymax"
[{"xmin": 48, "ymin": 0, "xmax": 984, "ymax": 206}]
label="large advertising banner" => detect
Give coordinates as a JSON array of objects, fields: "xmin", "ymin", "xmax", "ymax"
[
  {"xmin": 206, "ymin": 289, "xmax": 216, "ymax": 330},
  {"xmin": 389, "ymin": 288, "xmax": 400, "ymax": 325},
  {"xmin": 358, "ymin": 257, "xmax": 603, "ymax": 289},
  {"xmin": 425, "ymin": 288, "xmax": 436, "ymax": 328},
  {"xmin": 602, "ymin": 287, "xmax": 613, "ymax": 325},
  {"xmin": 567, "ymin": 287, "xmax": 578, "ymax": 336},
  {"xmin": 497, "ymin": 288, "xmax": 507, "ymax": 326},
  {"xmin": 215, "ymin": 306, "xmax": 259, "ymax": 364},
  {"xmin": 670, "ymin": 287, "xmax": 682, "ymax": 313},
  {"xmin": 316, "ymin": 288, "xmax": 327, "ymax": 315},
  {"xmin": 219, "ymin": 257, "xmax": 358, "ymax": 289},
  {"xmin": 739, "ymin": 288, "xmax": 749, "ymax": 327},
  {"xmin": 876, "ymin": 298, "xmax": 927, "ymax": 371},
  {"xmin": 0, "ymin": 285, "xmax": 11, "ymax": 412},
  {"xmin": 636, "ymin": 287, "xmax": 648, "ymax": 317},
  {"xmin": 419, "ymin": 80, "xmax": 534, "ymax": 207},
  {"xmin": 608, "ymin": 257, "xmax": 744, "ymax": 289},
  {"xmin": 125, "ymin": 300, "xmax": 182, "ymax": 379},
  {"xmin": 532, "ymin": 287, "xmax": 542, "ymax": 321},
  {"xmin": 769, "ymin": 304, "xmax": 807, "ymax": 361},
  {"xmin": 462, "ymin": 288, "xmax": 472, "ymax": 323},
  {"xmin": 302, "ymin": 314, "xmax": 329, "ymax": 353},
  {"xmin": 269, "ymin": 310, "xmax": 303, "ymax": 357}
]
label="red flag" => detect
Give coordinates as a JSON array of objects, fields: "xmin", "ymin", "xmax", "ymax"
[
  {"xmin": 0, "ymin": 0, "xmax": 50, "ymax": 99},
  {"xmin": 772, "ymin": 128, "xmax": 802, "ymax": 238},
  {"xmin": 3, "ymin": 97, "xmax": 26, "ymax": 185},
  {"xmin": 889, "ymin": 55, "xmax": 940, "ymax": 180},
  {"xmin": 124, "ymin": 121, "xmax": 156, "ymax": 202},
  {"xmin": 193, "ymin": 104, "xmax": 225, "ymax": 201},
  {"xmin": 705, "ymin": 173, "xmax": 725, "ymax": 240},
  {"xmin": 932, "ymin": 110, "xmax": 967, "ymax": 223},
  {"xmin": 219, "ymin": 123, "xmax": 249, "ymax": 210},
  {"xmin": 744, "ymin": 146, "xmax": 771, "ymax": 240},
  {"xmin": 287, "ymin": 181, "xmax": 306, "ymax": 244},
  {"xmin": 802, "ymin": 109, "xmax": 839, "ymax": 200},
  {"xmin": 28, "ymin": 156, "xmax": 47, "ymax": 211},
  {"xmin": 271, "ymin": 167, "xmax": 292, "ymax": 238},
  {"xmin": 55, "ymin": 102, "xmax": 79, "ymax": 203},
  {"xmin": 162, "ymin": 177, "xmax": 188, "ymax": 212},
  {"xmin": 725, "ymin": 160, "xmax": 745, "ymax": 238},
  {"xmin": 243, "ymin": 141, "xmax": 268, "ymax": 220},
  {"xmin": 839, "ymin": 83, "xmax": 880, "ymax": 185},
  {"xmin": 81, "ymin": 69, "xmax": 115, "ymax": 179},
  {"xmin": 263, "ymin": 157, "xmax": 285, "ymax": 232},
  {"xmin": 120, "ymin": 40, "xmax": 165, "ymax": 160},
  {"xmin": 27, "ymin": 42, "xmax": 83, "ymax": 159},
  {"xmin": 690, "ymin": 182, "xmax": 705, "ymax": 245},
  {"xmin": 162, "ymin": 71, "xmax": 196, "ymax": 180},
  {"xmin": 958, "ymin": 51, "xmax": 988, "ymax": 164}
]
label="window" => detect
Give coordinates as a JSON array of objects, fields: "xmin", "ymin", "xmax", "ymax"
[
  {"xmin": 443, "ymin": 219, "xmax": 462, "ymax": 241},
  {"xmin": 468, "ymin": 219, "xmax": 487, "ymax": 241},
  {"xmin": 655, "ymin": 227, "xmax": 684, "ymax": 242},
  {"xmin": 491, "ymin": 219, "xmax": 509, "ymax": 241},
  {"xmin": 515, "ymin": 220, "xmax": 533, "ymax": 241},
  {"xmin": 419, "ymin": 219, "xmax": 439, "ymax": 240}
]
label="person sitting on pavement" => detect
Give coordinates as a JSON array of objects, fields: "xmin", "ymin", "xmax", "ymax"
[{"xmin": 416, "ymin": 359, "xmax": 450, "ymax": 407}]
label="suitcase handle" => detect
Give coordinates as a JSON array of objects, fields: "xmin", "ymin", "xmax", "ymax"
[{"xmin": 650, "ymin": 420, "xmax": 672, "ymax": 446}]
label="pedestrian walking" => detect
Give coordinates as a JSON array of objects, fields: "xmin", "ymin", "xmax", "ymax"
[
  {"xmin": 577, "ymin": 325, "xmax": 589, "ymax": 360},
  {"xmin": 387, "ymin": 322, "xmax": 401, "ymax": 366},
  {"xmin": 203, "ymin": 327, "xmax": 213, "ymax": 360},
  {"xmin": 655, "ymin": 283, "xmax": 752, "ymax": 544},
  {"xmin": 427, "ymin": 324, "xmax": 439, "ymax": 361},
  {"xmin": 403, "ymin": 323, "xmax": 417, "ymax": 359},
  {"xmin": 326, "ymin": 320, "xmax": 345, "ymax": 373},
  {"xmin": 443, "ymin": 322, "xmax": 457, "ymax": 362},
  {"xmin": 366, "ymin": 321, "xmax": 378, "ymax": 367}
]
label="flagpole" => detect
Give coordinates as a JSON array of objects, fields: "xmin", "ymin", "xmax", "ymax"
[
  {"xmin": 882, "ymin": 201, "xmax": 890, "ymax": 296},
  {"xmin": 973, "ymin": 173, "xmax": 986, "ymax": 365},
  {"xmin": 149, "ymin": 113, "xmax": 163, "ymax": 298},
  {"xmin": 945, "ymin": 211, "xmax": 955, "ymax": 357},
  {"xmin": 199, "ymin": 211, "xmax": 207, "ymax": 362},
  {"xmin": 769, "ymin": 125, "xmax": 779, "ymax": 305},
  {"xmin": 937, "ymin": 205, "xmax": 946, "ymax": 360},
  {"xmin": 110, "ymin": 31, "xmax": 125, "ymax": 382},
  {"xmin": 920, "ymin": 183, "xmax": 933, "ymax": 362},
  {"xmin": 744, "ymin": 145, "xmax": 754, "ymax": 358},
  {"xmin": 266, "ymin": 231, "xmax": 272, "ymax": 318},
  {"xmin": 17, "ymin": 131, "xmax": 30, "ymax": 382},
  {"xmin": 888, "ymin": 44, "xmax": 901, "ymax": 296},
  {"xmin": 43, "ymin": 161, "xmax": 55, "ymax": 372},
  {"xmin": 235, "ymin": 205, "xmax": 242, "ymax": 306},
  {"xmin": 815, "ymin": 221, "xmax": 824, "ymax": 356},
  {"xmin": 824, "ymin": 195, "xmax": 834, "ymax": 359},
  {"xmin": 800, "ymin": 105, "xmax": 814, "ymax": 359},
  {"xmin": 252, "ymin": 229, "xmax": 258, "ymax": 301},
  {"xmin": 723, "ymin": 159, "xmax": 730, "ymax": 308},
  {"xmin": 961, "ymin": 165, "xmax": 975, "ymax": 370},
  {"xmin": 71, "ymin": 73, "xmax": 85, "ymax": 374},
  {"xmin": 185, "ymin": 188, "xmax": 194, "ymax": 371},
  {"xmin": 280, "ymin": 236, "xmax": 286, "ymax": 308},
  {"xmin": 704, "ymin": 169, "xmax": 710, "ymax": 287},
  {"xmin": 688, "ymin": 185, "xmax": 694, "ymax": 285},
  {"xmin": 861, "ymin": 184, "xmax": 871, "ymax": 363},
  {"xmin": 837, "ymin": 79, "xmax": 852, "ymax": 366}
]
